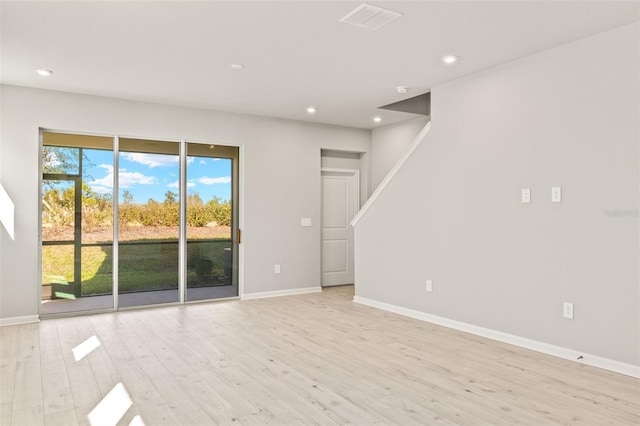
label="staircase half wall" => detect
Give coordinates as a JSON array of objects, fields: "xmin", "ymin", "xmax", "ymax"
[{"xmin": 351, "ymin": 22, "xmax": 639, "ymax": 377}]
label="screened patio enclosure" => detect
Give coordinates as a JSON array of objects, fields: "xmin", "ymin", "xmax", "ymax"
[{"xmin": 40, "ymin": 131, "xmax": 239, "ymax": 316}]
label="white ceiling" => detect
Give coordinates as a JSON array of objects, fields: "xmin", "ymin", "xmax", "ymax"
[{"xmin": 1, "ymin": 1, "xmax": 638, "ymax": 129}]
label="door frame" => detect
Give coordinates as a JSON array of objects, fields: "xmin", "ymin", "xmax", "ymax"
[
  {"xmin": 320, "ymin": 167, "xmax": 360, "ymax": 287},
  {"xmin": 38, "ymin": 128, "xmax": 244, "ymax": 317},
  {"xmin": 41, "ymin": 174, "xmax": 82, "ymax": 299}
]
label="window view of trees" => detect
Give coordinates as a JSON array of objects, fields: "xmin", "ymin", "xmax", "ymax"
[
  {"xmin": 42, "ymin": 177, "xmax": 231, "ymax": 235},
  {"xmin": 117, "ymin": 190, "xmax": 231, "ymax": 228},
  {"xmin": 42, "ymin": 145, "xmax": 80, "ymax": 175},
  {"xmin": 42, "ymin": 183, "xmax": 112, "ymax": 231},
  {"xmin": 41, "ymin": 140, "xmax": 237, "ymax": 312}
]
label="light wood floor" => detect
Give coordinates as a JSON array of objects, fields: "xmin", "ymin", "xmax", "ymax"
[{"xmin": 1, "ymin": 285, "xmax": 638, "ymax": 425}]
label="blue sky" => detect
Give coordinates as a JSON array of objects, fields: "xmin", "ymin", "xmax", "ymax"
[{"xmin": 86, "ymin": 150, "xmax": 232, "ymax": 203}]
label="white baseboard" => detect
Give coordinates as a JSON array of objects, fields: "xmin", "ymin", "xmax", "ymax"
[
  {"xmin": 0, "ymin": 315, "xmax": 40, "ymax": 326},
  {"xmin": 353, "ymin": 296, "xmax": 640, "ymax": 379},
  {"xmin": 241, "ymin": 286, "xmax": 322, "ymax": 301}
]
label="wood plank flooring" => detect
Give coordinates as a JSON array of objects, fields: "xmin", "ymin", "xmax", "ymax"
[{"xmin": 1, "ymin": 285, "xmax": 638, "ymax": 425}]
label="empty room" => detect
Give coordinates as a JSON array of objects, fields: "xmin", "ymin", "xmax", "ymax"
[{"xmin": 0, "ymin": 1, "xmax": 638, "ymax": 425}]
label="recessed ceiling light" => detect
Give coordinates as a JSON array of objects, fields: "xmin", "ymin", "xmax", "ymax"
[
  {"xmin": 396, "ymin": 86, "xmax": 409, "ymax": 94},
  {"xmin": 36, "ymin": 69, "xmax": 53, "ymax": 76},
  {"xmin": 230, "ymin": 64, "xmax": 245, "ymax": 70},
  {"xmin": 441, "ymin": 55, "xmax": 458, "ymax": 65},
  {"xmin": 373, "ymin": 116, "xmax": 382, "ymax": 123},
  {"xmin": 306, "ymin": 106, "xmax": 317, "ymax": 114}
]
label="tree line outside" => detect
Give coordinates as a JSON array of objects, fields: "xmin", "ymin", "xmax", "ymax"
[
  {"xmin": 42, "ymin": 185, "xmax": 231, "ymax": 232},
  {"xmin": 42, "ymin": 145, "xmax": 232, "ymax": 232}
]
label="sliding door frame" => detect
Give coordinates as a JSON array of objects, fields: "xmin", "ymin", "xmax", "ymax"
[
  {"xmin": 113, "ymin": 135, "xmax": 120, "ymax": 310},
  {"xmin": 38, "ymin": 128, "xmax": 116, "ymax": 318},
  {"xmin": 179, "ymin": 140, "xmax": 187, "ymax": 305},
  {"xmin": 38, "ymin": 128, "xmax": 243, "ymax": 317}
]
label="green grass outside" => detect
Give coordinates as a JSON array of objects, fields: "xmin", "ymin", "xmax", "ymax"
[{"xmin": 42, "ymin": 239, "xmax": 232, "ymax": 296}]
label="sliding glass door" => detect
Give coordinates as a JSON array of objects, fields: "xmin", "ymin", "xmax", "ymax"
[
  {"xmin": 41, "ymin": 134, "xmax": 115, "ymax": 315},
  {"xmin": 40, "ymin": 132, "xmax": 239, "ymax": 317},
  {"xmin": 117, "ymin": 138, "xmax": 180, "ymax": 308},
  {"xmin": 186, "ymin": 143, "xmax": 239, "ymax": 301}
]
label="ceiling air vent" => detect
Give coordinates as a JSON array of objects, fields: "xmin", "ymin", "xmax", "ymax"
[{"xmin": 340, "ymin": 3, "xmax": 402, "ymax": 30}]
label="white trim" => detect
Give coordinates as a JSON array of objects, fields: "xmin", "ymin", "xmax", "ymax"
[
  {"xmin": 241, "ymin": 286, "xmax": 322, "ymax": 301},
  {"xmin": 351, "ymin": 121, "xmax": 431, "ymax": 227},
  {"xmin": 0, "ymin": 315, "xmax": 40, "ymax": 326},
  {"xmin": 320, "ymin": 168, "xmax": 360, "ymax": 173},
  {"xmin": 353, "ymin": 296, "xmax": 640, "ymax": 379}
]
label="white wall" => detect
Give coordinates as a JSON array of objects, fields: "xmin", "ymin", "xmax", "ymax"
[
  {"xmin": 371, "ymin": 117, "xmax": 429, "ymax": 190},
  {"xmin": 0, "ymin": 86, "xmax": 370, "ymax": 320},
  {"xmin": 355, "ymin": 23, "xmax": 639, "ymax": 369}
]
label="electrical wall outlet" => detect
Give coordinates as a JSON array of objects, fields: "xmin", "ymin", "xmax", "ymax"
[
  {"xmin": 563, "ymin": 302, "xmax": 574, "ymax": 319},
  {"xmin": 426, "ymin": 279, "xmax": 433, "ymax": 292},
  {"xmin": 521, "ymin": 188, "xmax": 531, "ymax": 204},
  {"xmin": 274, "ymin": 264, "xmax": 281, "ymax": 274},
  {"xmin": 551, "ymin": 187, "xmax": 562, "ymax": 203}
]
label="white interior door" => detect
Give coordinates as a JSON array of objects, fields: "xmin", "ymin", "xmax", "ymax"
[{"xmin": 321, "ymin": 169, "xmax": 359, "ymax": 287}]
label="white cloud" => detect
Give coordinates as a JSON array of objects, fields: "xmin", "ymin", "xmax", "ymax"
[
  {"xmin": 199, "ymin": 159, "xmax": 207, "ymax": 165},
  {"xmin": 90, "ymin": 185, "xmax": 112, "ymax": 194},
  {"xmin": 167, "ymin": 180, "xmax": 195, "ymax": 189},
  {"xmin": 120, "ymin": 171, "xmax": 156, "ymax": 187},
  {"xmin": 121, "ymin": 153, "xmax": 194, "ymax": 168},
  {"xmin": 89, "ymin": 164, "xmax": 156, "ymax": 189},
  {"xmin": 197, "ymin": 176, "xmax": 231, "ymax": 185},
  {"xmin": 121, "ymin": 153, "xmax": 177, "ymax": 168},
  {"xmin": 89, "ymin": 165, "xmax": 115, "ymax": 189}
]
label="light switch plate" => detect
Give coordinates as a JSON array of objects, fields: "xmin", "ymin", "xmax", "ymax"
[
  {"xmin": 521, "ymin": 188, "xmax": 531, "ymax": 204},
  {"xmin": 301, "ymin": 217, "xmax": 312, "ymax": 227},
  {"xmin": 563, "ymin": 302, "xmax": 574, "ymax": 319},
  {"xmin": 552, "ymin": 187, "xmax": 562, "ymax": 203}
]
